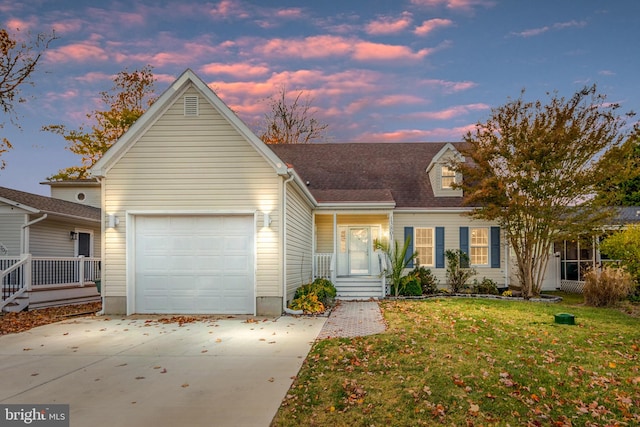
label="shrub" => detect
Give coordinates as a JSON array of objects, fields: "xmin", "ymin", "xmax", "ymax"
[
  {"xmin": 583, "ymin": 266, "xmax": 634, "ymax": 307},
  {"xmin": 445, "ymin": 249, "xmax": 476, "ymax": 293},
  {"xmin": 410, "ymin": 266, "xmax": 440, "ymax": 295},
  {"xmin": 502, "ymin": 290, "xmax": 513, "ymax": 297},
  {"xmin": 289, "ymin": 293, "xmax": 325, "ymax": 314},
  {"xmin": 472, "ymin": 278, "xmax": 499, "ymax": 295},
  {"xmin": 294, "ymin": 278, "xmax": 337, "ymax": 306},
  {"xmin": 399, "ymin": 274, "xmax": 422, "ymax": 296}
]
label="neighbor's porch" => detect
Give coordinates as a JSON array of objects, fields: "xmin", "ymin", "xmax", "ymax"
[{"xmin": 312, "ymin": 212, "xmax": 392, "ymax": 299}]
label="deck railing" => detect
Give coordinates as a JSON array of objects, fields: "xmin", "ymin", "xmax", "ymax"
[
  {"xmin": 1, "ymin": 256, "xmax": 101, "ymax": 310},
  {"xmin": 313, "ymin": 253, "xmax": 334, "ymax": 280}
]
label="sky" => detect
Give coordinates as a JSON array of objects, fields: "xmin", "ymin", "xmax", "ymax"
[{"xmin": 1, "ymin": 0, "xmax": 638, "ymax": 195}]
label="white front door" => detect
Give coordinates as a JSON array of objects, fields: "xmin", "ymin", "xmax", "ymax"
[{"xmin": 348, "ymin": 227, "xmax": 370, "ymax": 275}]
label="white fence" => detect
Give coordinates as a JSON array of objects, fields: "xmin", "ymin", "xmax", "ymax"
[{"xmin": 313, "ymin": 253, "xmax": 334, "ymax": 280}]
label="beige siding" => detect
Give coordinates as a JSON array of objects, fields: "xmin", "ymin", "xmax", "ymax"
[
  {"xmin": 30, "ymin": 219, "xmax": 101, "ymax": 258},
  {"xmin": 429, "ymin": 149, "xmax": 463, "ymax": 198},
  {"xmin": 393, "ymin": 212, "xmax": 505, "ymax": 286},
  {"xmin": 284, "ymin": 183, "xmax": 313, "ymax": 303},
  {"xmin": 0, "ymin": 211, "xmax": 26, "ymax": 255},
  {"xmin": 103, "ymin": 85, "xmax": 282, "ymax": 300},
  {"xmin": 50, "ymin": 186, "xmax": 101, "ymax": 208},
  {"xmin": 314, "ymin": 214, "xmax": 390, "ymax": 254},
  {"xmin": 315, "ymin": 215, "xmax": 334, "ymax": 253}
]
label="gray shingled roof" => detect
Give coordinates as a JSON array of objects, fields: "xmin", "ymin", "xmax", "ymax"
[
  {"xmin": 613, "ymin": 206, "xmax": 640, "ymax": 224},
  {"xmin": 0, "ymin": 186, "xmax": 101, "ymax": 221},
  {"xmin": 270, "ymin": 142, "xmax": 465, "ymax": 208}
]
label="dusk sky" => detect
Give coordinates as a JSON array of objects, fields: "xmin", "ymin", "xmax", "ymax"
[{"xmin": 1, "ymin": 0, "xmax": 638, "ymax": 195}]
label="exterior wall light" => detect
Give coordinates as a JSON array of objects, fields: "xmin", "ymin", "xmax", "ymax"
[
  {"xmin": 108, "ymin": 214, "xmax": 120, "ymax": 228},
  {"xmin": 263, "ymin": 212, "xmax": 272, "ymax": 228},
  {"xmin": 69, "ymin": 231, "xmax": 78, "ymax": 240}
]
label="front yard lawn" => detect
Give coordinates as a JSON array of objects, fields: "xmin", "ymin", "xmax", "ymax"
[{"xmin": 272, "ymin": 295, "xmax": 640, "ymax": 426}]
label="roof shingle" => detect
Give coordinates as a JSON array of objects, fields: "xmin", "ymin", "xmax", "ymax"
[{"xmin": 0, "ymin": 186, "xmax": 101, "ymax": 221}]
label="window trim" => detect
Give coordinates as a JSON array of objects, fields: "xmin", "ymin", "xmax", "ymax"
[
  {"xmin": 469, "ymin": 227, "xmax": 489, "ymax": 266},
  {"xmin": 414, "ymin": 227, "xmax": 435, "ymax": 267},
  {"xmin": 441, "ymin": 165, "xmax": 456, "ymax": 189}
]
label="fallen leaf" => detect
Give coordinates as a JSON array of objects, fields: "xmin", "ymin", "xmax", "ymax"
[
  {"xmin": 181, "ymin": 383, "xmax": 189, "ymax": 388},
  {"xmin": 268, "ymin": 377, "xmax": 275, "ymax": 382},
  {"xmin": 135, "ymin": 376, "xmax": 145, "ymax": 380}
]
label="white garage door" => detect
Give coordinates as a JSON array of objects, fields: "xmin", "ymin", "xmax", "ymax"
[{"xmin": 134, "ymin": 215, "xmax": 254, "ymax": 314}]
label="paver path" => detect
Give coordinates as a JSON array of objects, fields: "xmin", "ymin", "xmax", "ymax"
[{"xmin": 317, "ymin": 300, "xmax": 386, "ymax": 339}]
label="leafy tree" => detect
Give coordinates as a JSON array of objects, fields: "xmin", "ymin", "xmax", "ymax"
[
  {"xmin": 43, "ymin": 65, "xmax": 156, "ymax": 180},
  {"xmin": 596, "ymin": 132, "xmax": 640, "ymax": 206},
  {"xmin": 599, "ymin": 224, "xmax": 640, "ymax": 284},
  {"xmin": 259, "ymin": 85, "xmax": 328, "ymax": 144},
  {"xmin": 445, "ymin": 249, "xmax": 476, "ymax": 293},
  {"xmin": 0, "ymin": 28, "xmax": 56, "ymax": 168},
  {"xmin": 375, "ymin": 236, "xmax": 418, "ymax": 297},
  {"xmin": 454, "ymin": 86, "xmax": 635, "ymax": 298}
]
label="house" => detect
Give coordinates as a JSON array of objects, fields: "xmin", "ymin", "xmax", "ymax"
[
  {"xmin": 90, "ymin": 69, "xmax": 508, "ymax": 317},
  {"xmin": 0, "ymin": 186, "xmax": 102, "ymax": 311}
]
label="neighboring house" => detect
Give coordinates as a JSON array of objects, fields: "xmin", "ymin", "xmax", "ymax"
[
  {"xmin": 0, "ymin": 186, "xmax": 101, "ymax": 311},
  {"xmin": 42, "ymin": 178, "xmax": 102, "ymax": 208},
  {"xmin": 90, "ymin": 69, "xmax": 508, "ymax": 317}
]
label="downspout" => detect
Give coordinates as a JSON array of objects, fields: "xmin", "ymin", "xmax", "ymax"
[
  {"xmin": 21, "ymin": 214, "xmax": 48, "ymax": 254},
  {"xmin": 282, "ymin": 171, "xmax": 303, "ymax": 315}
]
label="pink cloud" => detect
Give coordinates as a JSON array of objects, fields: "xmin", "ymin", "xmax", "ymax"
[
  {"xmin": 410, "ymin": 0, "xmax": 496, "ymax": 10},
  {"xmin": 275, "ymin": 8, "xmax": 305, "ymax": 18},
  {"xmin": 358, "ymin": 124, "xmax": 475, "ymax": 142},
  {"xmin": 261, "ymin": 35, "xmax": 353, "ymax": 59},
  {"xmin": 4, "ymin": 18, "xmax": 37, "ymax": 32},
  {"xmin": 209, "ymin": 0, "xmax": 250, "ymax": 20},
  {"xmin": 414, "ymin": 18, "xmax": 453, "ymax": 36},
  {"xmin": 200, "ymin": 62, "xmax": 270, "ymax": 79},
  {"xmin": 353, "ymin": 41, "xmax": 433, "ymax": 61},
  {"xmin": 346, "ymin": 94, "xmax": 425, "ymax": 114},
  {"xmin": 45, "ymin": 42, "xmax": 109, "ymax": 63},
  {"xmin": 407, "ymin": 103, "xmax": 489, "ymax": 120},
  {"xmin": 74, "ymin": 72, "xmax": 111, "ymax": 84},
  {"xmin": 365, "ymin": 12, "xmax": 413, "ymax": 35}
]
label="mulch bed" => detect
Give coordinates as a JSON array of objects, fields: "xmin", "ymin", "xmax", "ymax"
[{"xmin": 0, "ymin": 302, "xmax": 102, "ymax": 335}]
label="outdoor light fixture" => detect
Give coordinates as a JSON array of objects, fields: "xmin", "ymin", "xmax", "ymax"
[
  {"xmin": 263, "ymin": 212, "xmax": 272, "ymax": 228},
  {"xmin": 69, "ymin": 231, "xmax": 78, "ymax": 240},
  {"xmin": 108, "ymin": 214, "xmax": 120, "ymax": 228}
]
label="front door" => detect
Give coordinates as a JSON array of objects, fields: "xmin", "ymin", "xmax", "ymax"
[{"xmin": 348, "ymin": 227, "xmax": 370, "ymax": 275}]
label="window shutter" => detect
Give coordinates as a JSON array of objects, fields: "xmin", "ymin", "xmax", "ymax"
[
  {"xmin": 491, "ymin": 226, "xmax": 501, "ymax": 268},
  {"xmin": 459, "ymin": 227, "xmax": 469, "ymax": 268},
  {"xmin": 435, "ymin": 227, "xmax": 445, "ymax": 268},
  {"xmin": 404, "ymin": 227, "xmax": 414, "ymax": 268}
]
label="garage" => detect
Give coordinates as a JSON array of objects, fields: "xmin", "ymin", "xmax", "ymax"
[{"xmin": 134, "ymin": 215, "xmax": 255, "ymax": 314}]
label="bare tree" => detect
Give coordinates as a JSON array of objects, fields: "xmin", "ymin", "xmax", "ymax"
[
  {"xmin": 259, "ymin": 86, "xmax": 328, "ymax": 144},
  {"xmin": 0, "ymin": 28, "xmax": 57, "ymax": 168}
]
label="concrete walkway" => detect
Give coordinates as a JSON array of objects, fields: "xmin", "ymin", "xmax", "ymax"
[{"xmin": 317, "ymin": 300, "xmax": 387, "ymax": 339}]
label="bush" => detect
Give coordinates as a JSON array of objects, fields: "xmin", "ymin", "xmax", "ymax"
[
  {"xmin": 583, "ymin": 266, "xmax": 634, "ymax": 307},
  {"xmin": 289, "ymin": 293, "xmax": 325, "ymax": 314},
  {"xmin": 410, "ymin": 266, "xmax": 440, "ymax": 295},
  {"xmin": 445, "ymin": 249, "xmax": 476, "ymax": 293},
  {"xmin": 399, "ymin": 274, "xmax": 422, "ymax": 296},
  {"xmin": 472, "ymin": 278, "xmax": 499, "ymax": 295},
  {"xmin": 294, "ymin": 278, "xmax": 337, "ymax": 306}
]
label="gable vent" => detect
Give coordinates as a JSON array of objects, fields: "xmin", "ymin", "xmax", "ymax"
[{"xmin": 184, "ymin": 95, "xmax": 199, "ymax": 116}]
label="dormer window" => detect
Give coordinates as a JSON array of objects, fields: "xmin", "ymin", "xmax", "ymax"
[{"xmin": 441, "ymin": 166, "xmax": 456, "ymax": 189}]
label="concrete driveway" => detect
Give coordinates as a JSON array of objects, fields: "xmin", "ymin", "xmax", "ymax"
[{"xmin": 0, "ymin": 314, "xmax": 326, "ymax": 427}]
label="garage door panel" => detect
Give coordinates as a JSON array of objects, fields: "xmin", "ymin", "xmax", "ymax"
[{"xmin": 135, "ymin": 215, "xmax": 254, "ymax": 314}]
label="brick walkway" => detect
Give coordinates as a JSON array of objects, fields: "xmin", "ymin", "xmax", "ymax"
[{"xmin": 317, "ymin": 300, "xmax": 387, "ymax": 339}]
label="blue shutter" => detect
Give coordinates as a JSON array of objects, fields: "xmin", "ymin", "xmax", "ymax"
[
  {"xmin": 404, "ymin": 227, "xmax": 414, "ymax": 268},
  {"xmin": 460, "ymin": 227, "xmax": 469, "ymax": 268},
  {"xmin": 491, "ymin": 226, "xmax": 501, "ymax": 268},
  {"xmin": 435, "ymin": 227, "xmax": 445, "ymax": 268}
]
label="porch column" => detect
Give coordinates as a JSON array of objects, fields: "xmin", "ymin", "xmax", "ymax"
[{"xmin": 332, "ymin": 213, "xmax": 337, "ymax": 284}]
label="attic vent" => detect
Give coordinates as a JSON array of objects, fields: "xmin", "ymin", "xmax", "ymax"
[{"xmin": 184, "ymin": 95, "xmax": 199, "ymax": 116}]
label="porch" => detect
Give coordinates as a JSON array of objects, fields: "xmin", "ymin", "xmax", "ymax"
[
  {"xmin": 312, "ymin": 213, "xmax": 391, "ymax": 299},
  {"xmin": 1, "ymin": 256, "xmax": 101, "ymax": 312}
]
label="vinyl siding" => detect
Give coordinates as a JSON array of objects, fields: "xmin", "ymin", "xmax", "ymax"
[
  {"xmin": 103, "ymin": 85, "xmax": 282, "ymax": 299},
  {"xmin": 50, "ymin": 186, "xmax": 101, "ymax": 208},
  {"xmin": 0, "ymin": 211, "xmax": 26, "ymax": 255},
  {"xmin": 284, "ymin": 183, "xmax": 313, "ymax": 303},
  {"xmin": 29, "ymin": 219, "xmax": 101, "ymax": 257},
  {"xmin": 314, "ymin": 213, "xmax": 390, "ymax": 254},
  {"xmin": 393, "ymin": 212, "xmax": 505, "ymax": 285}
]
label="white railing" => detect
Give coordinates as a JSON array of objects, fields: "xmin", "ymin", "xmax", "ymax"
[
  {"xmin": 313, "ymin": 253, "xmax": 334, "ymax": 280},
  {"xmin": 1, "ymin": 255, "xmax": 32, "ymax": 310}
]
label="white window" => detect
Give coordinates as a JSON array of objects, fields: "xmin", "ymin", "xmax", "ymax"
[
  {"xmin": 441, "ymin": 166, "xmax": 456, "ymax": 189},
  {"xmin": 470, "ymin": 228, "xmax": 489, "ymax": 265},
  {"xmin": 415, "ymin": 228, "xmax": 434, "ymax": 266}
]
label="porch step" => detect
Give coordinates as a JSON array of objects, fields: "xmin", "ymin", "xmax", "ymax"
[
  {"xmin": 28, "ymin": 284, "xmax": 101, "ymax": 310},
  {"xmin": 2, "ymin": 296, "xmax": 29, "ymax": 313},
  {"xmin": 335, "ymin": 278, "xmax": 385, "ymax": 300}
]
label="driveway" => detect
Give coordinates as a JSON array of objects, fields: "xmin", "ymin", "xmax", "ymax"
[{"xmin": 0, "ymin": 314, "xmax": 325, "ymax": 427}]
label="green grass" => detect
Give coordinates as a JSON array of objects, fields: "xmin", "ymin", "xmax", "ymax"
[{"xmin": 272, "ymin": 294, "xmax": 640, "ymax": 426}]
